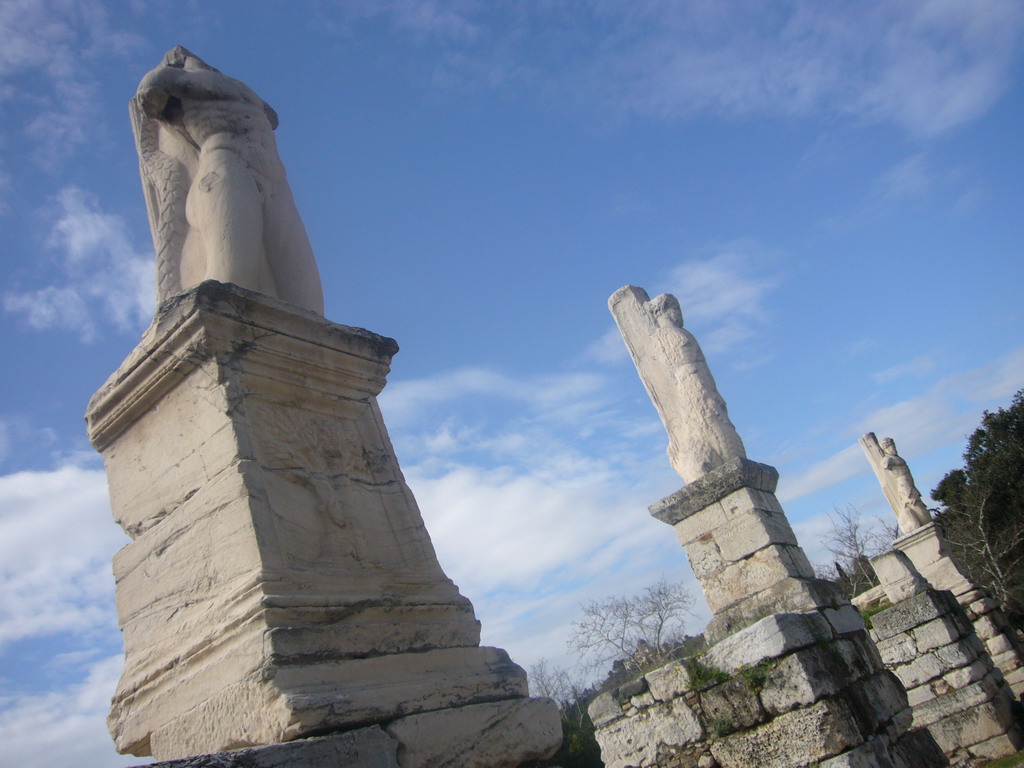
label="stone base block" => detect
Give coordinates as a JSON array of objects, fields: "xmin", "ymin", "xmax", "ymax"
[
  {"xmin": 132, "ymin": 727, "xmax": 400, "ymax": 768},
  {"xmin": 88, "ymin": 283, "xmax": 559, "ymax": 760},
  {"xmin": 384, "ymin": 698, "xmax": 561, "ymax": 768},
  {"xmin": 704, "ymin": 577, "xmax": 846, "ymax": 644},
  {"xmin": 709, "ymin": 697, "xmax": 862, "ymax": 768}
]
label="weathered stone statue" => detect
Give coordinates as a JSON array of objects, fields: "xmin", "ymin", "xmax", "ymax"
[
  {"xmin": 131, "ymin": 46, "xmax": 324, "ymax": 313},
  {"xmin": 860, "ymin": 432, "xmax": 932, "ymax": 535},
  {"xmin": 90, "ymin": 49, "xmax": 560, "ymax": 765},
  {"xmin": 596, "ymin": 287, "xmax": 947, "ymax": 768},
  {"xmin": 609, "ymin": 285, "xmax": 745, "ymax": 483}
]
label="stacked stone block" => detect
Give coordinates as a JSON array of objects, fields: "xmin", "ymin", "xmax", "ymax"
[
  {"xmin": 870, "ymin": 590, "xmax": 1021, "ymax": 764},
  {"xmin": 590, "ymin": 612, "xmax": 945, "ymax": 768},
  {"xmin": 868, "ymin": 550, "xmax": 1022, "ymax": 764},
  {"xmin": 895, "ymin": 523, "xmax": 1024, "ymax": 698},
  {"xmin": 589, "ymin": 458, "xmax": 946, "ymax": 768}
]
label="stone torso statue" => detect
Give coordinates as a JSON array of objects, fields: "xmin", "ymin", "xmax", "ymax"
[
  {"xmin": 860, "ymin": 432, "xmax": 932, "ymax": 535},
  {"xmin": 132, "ymin": 47, "xmax": 324, "ymax": 314},
  {"xmin": 609, "ymin": 285, "xmax": 746, "ymax": 483}
]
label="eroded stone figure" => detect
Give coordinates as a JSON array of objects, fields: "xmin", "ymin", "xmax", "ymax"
[
  {"xmin": 860, "ymin": 432, "xmax": 932, "ymax": 535},
  {"xmin": 609, "ymin": 285, "xmax": 746, "ymax": 483},
  {"xmin": 132, "ymin": 46, "xmax": 324, "ymax": 313}
]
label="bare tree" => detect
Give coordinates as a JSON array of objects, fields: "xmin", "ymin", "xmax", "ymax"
[
  {"xmin": 529, "ymin": 659, "xmax": 589, "ymax": 711},
  {"xmin": 817, "ymin": 504, "xmax": 895, "ymax": 598},
  {"xmin": 567, "ymin": 577, "xmax": 697, "ymax": 672}
]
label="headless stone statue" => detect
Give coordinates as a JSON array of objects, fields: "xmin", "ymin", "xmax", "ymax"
[
  {"xmin": 131, "ymin": 46, "xmax": 324, "ymax": 314},
  {"xmin": 609, "ymin": 285, "xmax": 746, "ymax": 483},
  {"xmin": 860, "ymin": 432, "xmax": 932, "ymax": 535}
]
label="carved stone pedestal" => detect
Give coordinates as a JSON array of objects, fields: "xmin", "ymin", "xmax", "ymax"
[
  {"xmin": 894, "ymin": 523, "xmax": 1024, "ymax": 698},
  {"xmin": 590, "ymin": 459, "xmax": 946, "ymax": 768},
  {"xmin": 87, "ymin": 282, "xmax": 559, "ymax": 764}
]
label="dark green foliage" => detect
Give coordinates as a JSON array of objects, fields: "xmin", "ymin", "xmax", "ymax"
[{"xmin": 932, "ymin": 389, "xmax": 1024, "ymax": 624}]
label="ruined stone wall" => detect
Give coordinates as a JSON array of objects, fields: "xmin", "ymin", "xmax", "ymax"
[
  {"xmin": 590, "ymin": 611, "xmax": 941, "ymax": 768},
  {"xmin": 870, "ymin": 589, "xmax": 1022, "ymax": 764}
]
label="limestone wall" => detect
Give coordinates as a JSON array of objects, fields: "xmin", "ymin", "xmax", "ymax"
[
  {"xmin": 590, "ymin": 612, "xmax": 941, "ymax": 768},
  {"xmin": 870, "ymin": 589, "xmax": 1022, "ymax": 764}
]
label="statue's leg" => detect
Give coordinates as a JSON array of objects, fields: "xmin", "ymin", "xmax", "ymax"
[
  {"xmin": 190, "ymin": 146, "xmax": 276, "ymax": 295},
  {"xmin": 262, "ymin": 183, "xmax": 324, "ymax": 314}
]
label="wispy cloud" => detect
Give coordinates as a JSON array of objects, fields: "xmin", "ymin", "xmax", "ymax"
[
  {"xmin": 381, "ymin": 366, "xmax": 611, "ymax": 427},
  {"xmin": 779, "ymin": 346, "xmax": 1024, "ymax": 502},
  {"xmin": 324, "ymin": 1, "xmax": 1024, "ymax": 138},
  {"xmin": 872, "ymin": 355, "xmax": 937, "ymax": 384},
  {"xmin": 666, "ymin": 242, "xmax": 780, "ymax": 354},
  {"xmin": 4, "ymin": 187, "xmax": 154, "ymax": 342},
  {"xmin": 0, "ymin": 0, "xmax": 143, "ymax": 167}
]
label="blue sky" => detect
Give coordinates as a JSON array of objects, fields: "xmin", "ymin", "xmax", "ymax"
[{"xmin": 1, "ymin": 2, "xmax": 1023, "ymax": 765}]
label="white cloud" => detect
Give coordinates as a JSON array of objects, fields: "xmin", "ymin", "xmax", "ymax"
[
  {"xmin": 337, "ymin": 1, "xmax": 1024, "ymax": 138},
  {"xmin": 381, "ymin": 366, "xmax": 611, "ymax": 429},
  {"xmin": 587, "ymin": 0, "xmax": 1024, "ymax": 137},
  {"xmin": 0, "ymin": 654, "xmax": 141, "ymax": 768},
  {"xmin": 778, "ymin": 444, "xmax": 864, "ymax": 504},
  {"xmin": 0, "ymin": 463, "xmax": 126, "ymax": 648},
  {"xmin": 779, "ymin": 347, "xmax": 1024, "ymax": 503},
  {"xmin": 0, "ymin": 0, "xmax": 143, "ymax": 166},
  {"xmin": 665, "ymin": 243, "xmax": 779, "ymax": 354},
  {"xmin": 4, "ymin": 187, "xmax": 154, "ymax": 342},
  {"xmin": 406, "ymin": 457, "xmax": 705, "ymax": 673},
  {"xmin": 872, "ymin": 355, "xmax": 938, "ymax": 383}
]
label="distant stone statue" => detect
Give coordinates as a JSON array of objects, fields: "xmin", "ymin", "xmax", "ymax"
[
  {"xmin": 860, "ymin": 432, "xmax": 932, "ymax": 535},
  {"xmin": 131, "ymin": 46, "xmax": 324, "ymax": 314},
  {"xmin": 609, "ymin": 285, "xmax": 746, "ymax": 483}
]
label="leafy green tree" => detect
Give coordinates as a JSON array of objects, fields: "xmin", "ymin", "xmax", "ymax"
[{"xmin": 932, "ymin": 389, "xmax": 1024, "ymax": 623}]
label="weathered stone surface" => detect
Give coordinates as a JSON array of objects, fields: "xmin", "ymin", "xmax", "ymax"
[
  {"xmin": 816, "ymin": 736, "xmax": 895, "ymax": 768},
  {"xmin": 702, "ymin": 545, "xmax": 816, "ymax": 613},
  {"xmin": 698, "ymin": 678, "xmax": 765, "ymax": 732},
  {"xmin": 133, "ymin": 48, "xmax": 324, "ymax": 314},
  {"xmin": 646, "ymin": 660, "xmax": 692, "ymax": 702},
  {"xmin": 609, "ymin": 286, "xmax": 746, "ymax": 483},
  {"xmin": 888, "ymin": 728, "xmax": 948, "ymax": 768},
  {"xmin": 89, "ymin": 283, "xmax": 555, "ymax": 759},
  {"xmin": 969, "ymin": 731, "xmax": 1024, "ymax": 762},
  {"xmin": 875, "ymin": 632, "xmax": 918, "ymax": 667},
  {"xmin": 650, "ymin": 458, "xmax": 779, "ymax": 525},
  {"xmin": 823, "ymin": 604, "xmax": 865, "ymax": 636},
  {"xmin": 912, "ymin": 673, "xmax": 1003, "ymax": 729},
  {"xmin": 972, "ymin": 613, "xmax": 1000, "ymax": 641},
  {"xmin": 870, "ymin": 549, "xmax": 930, "ymax": 605},
  {"xmin": 843, "ymin": 671, "xmax": 908, "ymax": 736},
  {"xmin": 595, "ymin": 699, "xmax": 704, "ymax": 768},
  {"xmin": 870, "ymin": 590, "xmax": 960, "ymax": 641},
  {"xmin": 384, "ymin": 698, "xmax": 562, "ymax": 768},
  {"xmin": 926, "ymin": 695, "xmax": 1020, "ymax": 758},
  {"xmin": 704, "ymin": 578, "xmax": 845, "ymax": 645},
  {"xmin": 913, "ymin": 615, "xmax": 966, "ymax": 654},
  {"xmin": 706, "ymin": 612, "xmax": 831, "ymax": 672},
  {"xmin": 860, "ymin": 433, "xmax": 932, "ymax": 535},
  {"xmin": 589, "ymin": 691, "xmax": 625, "ymax": 729},
  {"xmin": 710, "ymin": 697, "xmax": 861, "ymax": 768},
  {"xmin": 133, "ymin": 727, "xmax": 400, "ymax": 768},
  {"xmin": 759, "ymin": 645, "xmax": 845, "ymax": 716}
]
